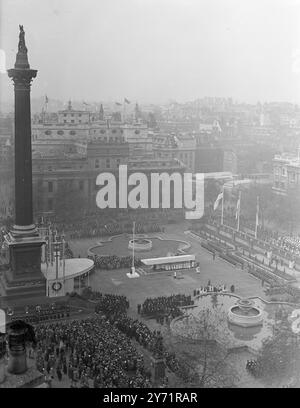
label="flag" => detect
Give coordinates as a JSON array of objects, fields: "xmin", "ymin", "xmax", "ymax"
[
  {"xmin": 45, "ymin": 95, "xmax": 49, "ymax": 104},
  {"xmin": 115, "ymin": 102, "xmax": 122, "ymax": 106},
  {"xmin": 124, "ymin": 98, "xmax": 130, "ymax": 104},
  {"xmin": 213, "ymin": 191, "xmax": 223, "ymax": 211},
  {"xmin": 235, "ymin": 192, "xmax": 241, "ymax": 220}
]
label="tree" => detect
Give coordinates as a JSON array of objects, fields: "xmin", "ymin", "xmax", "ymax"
[
  {"xmin": 257, "ymin": 314, "xmax": 300, "ymax": 386},
  {"xmin": 167, "ymin": 306, "xmax": 238, "ymax": 388}
]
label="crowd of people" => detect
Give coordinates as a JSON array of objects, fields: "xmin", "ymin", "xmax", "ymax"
[
  {"xmin": 246, "ymin": 359, "xmax": 262, "ymax": 378},
  {"xmin": 94, "ymin": 293, "xmax": 192, "ymax": 380},
  {"xmin": 201, "ymin": 212, "xmax": 300, "ymax": 260},
  {"xmin": 48, "ymin": 214, "xmax": 164, "ymax": 241},
  {"xmin": 34, "ymin": 317, "xmax": 152, "ymax": 388},
  {"xmin": 193, "ymin": 283, "xmax": 228, "ymax": 296},
  {"xmin": 91, "ymin": 254, "xmax": 142, "ymax": 270},
  {"xmin": 271, "ymin": 236, "xmax": 300, "ymax": 258},
  {"xmin": 139, "ymin": 294, "xmax": 193, "ymax": 320},
  {"xmin": 95, "ymin": 293, "xmax": 129, "ymax": 316}
]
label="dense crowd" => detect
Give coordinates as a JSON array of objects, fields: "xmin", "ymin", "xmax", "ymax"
[
  {"xmin": 34, "ymin": 317, "xmax": 152, "ymax": 388},
  {"xmin": 140, "ymin": 294, "xmax": 193, "ymax": 320},
  {"xmin": 246, "ymin": 359, "xmax": 262, "ymax": 378},
  {"xmin": 49, "ymin": 214, "xmax": 164, "ymax": 240},
  {"xmin": 204, "ymin": 211, "xmax": 300, "ymax": 258},
  {"xmin": 94, "ymin": 293, "xmax": 192, "ymax": 380},
  {"xmin": 95, "ymin": 293, "xmax": 129, "ymax": 316},
  {"xmin": 91, "ymin": 254, "xmax": 142, "ymax": 270},
  {"xmin": 272, "ymin": 235, "xmax": 300, "ymax": 257}
]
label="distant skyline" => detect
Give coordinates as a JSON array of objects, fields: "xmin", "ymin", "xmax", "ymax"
[{"xmin": 1, "ymin": 0, "xmax": 300, "ymax": 106}]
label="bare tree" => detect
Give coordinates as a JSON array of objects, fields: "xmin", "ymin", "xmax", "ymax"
[
  {"xmin": 257, "ymin": 314, "xmax": 300, "ymax": 387},
  {"xmin": 168, "ymin": 303, "xmax": 238, "ymax": 388}
]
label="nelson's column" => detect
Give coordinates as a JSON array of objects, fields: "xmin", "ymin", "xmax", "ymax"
[{"xmin": 1, "ymin": 26, "xmax": 45, "ymax": 299}]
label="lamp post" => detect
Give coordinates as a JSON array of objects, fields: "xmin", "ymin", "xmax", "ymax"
[{"xmin": 53, "ymin": 241, "xmax": 61, "ymax": 282}]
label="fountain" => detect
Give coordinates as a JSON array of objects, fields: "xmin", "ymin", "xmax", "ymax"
[
  {"xmin": 128, "ymin": 238, "xmax": 153, "ymax": 251},
  {"xmin": 228, "ymin": 298, "xmax": 263, "ymax": 328}
]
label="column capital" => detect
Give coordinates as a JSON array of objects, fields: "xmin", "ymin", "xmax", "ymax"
[{"xmin": 7, "ymin": 68, "xmax": 37, "ymax": 90}]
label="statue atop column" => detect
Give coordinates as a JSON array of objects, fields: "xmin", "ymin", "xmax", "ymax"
[
  {"xmin": 18, "ymin": 25, "xmax": 28, "ymax": 54},
  {"xmin": 13, "ymin": 24, "xmax": 30, "ymax": 69}
]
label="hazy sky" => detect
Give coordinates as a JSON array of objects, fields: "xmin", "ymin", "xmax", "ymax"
[{"xmin": 1, "ymin": 0, "xmax": 300, "ymax": 105}]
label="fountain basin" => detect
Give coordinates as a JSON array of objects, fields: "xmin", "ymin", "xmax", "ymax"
[
  {"xmin": 228, "ymin": 298, "xmax": 263, "ymax": 327},
  {"xmin": 128, "ymin": 238, "xmax": 153, "ymax": 251}
]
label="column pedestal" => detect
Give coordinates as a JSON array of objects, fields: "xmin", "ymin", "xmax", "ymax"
[{"xmin": 1, "ymin": 230, "xmax": 46, "ymax": 300}]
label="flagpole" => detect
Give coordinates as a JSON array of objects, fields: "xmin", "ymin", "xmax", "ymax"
[
  {"xmin": 255, "ymin": 196, "xmax": 259, "ymax": 239},
  {"xmin": 221, "ymin": 186, "xmax": 224, "ymax": 225},
  {"xmin": 237, "ymin": 191, "xmax": 241, "ymax": 232},
  {"xmin": 62, "ymin": 233, "xmax": 66, "ymax": 295},
  {"xmin": 48, "ymin": 223, "xmax": 53, "ymax": 266},
  {"xmin": 123, "ymin": 99, "xmax": 126, "ymax": 123},
  {"xmin": 45, "ymin": 95, "xmax": 48, "ymax": 113},
  {"xmin": 132, "ymin": 221, "xmax": 135, "ymax": 273}
]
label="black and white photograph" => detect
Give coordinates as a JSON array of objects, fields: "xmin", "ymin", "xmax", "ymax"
[{"xmin": 0, "ymin": 0, "xmax": 300, "ymax": 394}]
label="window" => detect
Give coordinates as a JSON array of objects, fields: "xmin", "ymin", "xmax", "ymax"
[
  {"xmin": 48, "ymin": 181, "xmax": 53, "ymax": 193},
  {"xmin": 64, "ymin": 114, "xmax": 67, "ymax": 117},
  {"xmin": 112, "ymin": 129, "xmax": 117, "ymax": 134},
  {"xmin": 106, "ymin": 159, "xmax": 110, "ymax": 168},
  {"xmin": 69, "ymin": 130, "xmax": 76, "ymax": 135},
  {"xmin": 57, "ymin": 130, "xmax": 64, "ymax": 135},
  {"xmin": 101, "ymin": 129, "xmax": 106, "ymax": 134},
  {"xmin": 135, "ymin": 130, "xmax": 140, "ymax": 135},
  {"xmin": 116, "ymin": 159, "xmax": 120, "ymax": 167},
  {"xmin": 45, "ymin": 130, "xmax": 52, "ymax": 135},
  {"xmin": 71, "ymin": 120, "xmax": 75, "ymax": 123},
  {"xmin": 79, "ymin": 180, "xmax": 84, "ymax": 191},
  {"xmin": 95, "ymin": 159, "xmax": 100, "ymax": 169}
]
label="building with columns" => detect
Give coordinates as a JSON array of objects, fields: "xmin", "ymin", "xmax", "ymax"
[
  {"xmin": 57, "ymin": 100, "xmax": 90, "ymax": 124},
  {"xmin": 273, "ymin": 149, "xmax": 300, "ymax": 194}
]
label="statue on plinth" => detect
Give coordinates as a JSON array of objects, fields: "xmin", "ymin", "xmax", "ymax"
[{"xmin": 18, "ymin": 25, "xmax": 27, "ymax": 54}]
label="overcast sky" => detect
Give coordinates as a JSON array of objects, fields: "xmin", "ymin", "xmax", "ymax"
[{"xmin": 1, "ymin": 0, "xmax": 300, "ymax": 105}]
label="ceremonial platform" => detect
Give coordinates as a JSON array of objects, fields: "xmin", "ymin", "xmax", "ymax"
[{"xmin": 41, "ymin": 258, "xmax": 94, "ymax": 297}]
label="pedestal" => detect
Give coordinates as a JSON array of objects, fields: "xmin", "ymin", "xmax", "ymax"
[
  {"xmin": 1, "ymin": 231, "xmax": 46, "ymax": 299},
  {"xmin": 126, "ymin": 266, "xmax": 139, "ymax": 279},
  {"xmin": 150, "ymin": 356, "xmax": 166, "ymax": 382},
  {"xmin": 0, "ymin": 363, "xmax": 45, "ymax": 388}
]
